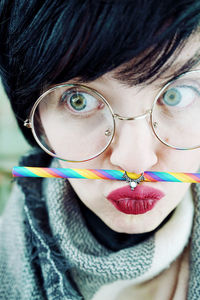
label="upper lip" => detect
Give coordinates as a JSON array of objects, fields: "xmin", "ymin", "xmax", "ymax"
[{"xmin": 106, "ymin": 184, "xmax": 165, "ymax": 201}]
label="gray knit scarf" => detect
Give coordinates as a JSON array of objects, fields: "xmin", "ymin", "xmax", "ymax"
[{"xmin": 0, "ymin": 149, "xmax": 200, "ymax": 299}]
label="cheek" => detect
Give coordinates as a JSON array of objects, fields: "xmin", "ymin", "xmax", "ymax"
[
  {"xmin": 181, "ymin": 151, "xmax": 200, "ymax": 171},
  {"xmin": 59, "ymin": 159, "xmax": 104, "ymax": 205},
  {"xmin": 161, "ymin": 148, "xmax": 200, "ymax": 172},
  {"xmin": 67, "ymin": 178, "xmax": 105, "ymax": 216}
]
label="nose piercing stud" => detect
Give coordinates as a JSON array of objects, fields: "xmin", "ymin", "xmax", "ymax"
[{"xmin": 123, "ymin": 171, "xmax": 145, "ymax": 191}]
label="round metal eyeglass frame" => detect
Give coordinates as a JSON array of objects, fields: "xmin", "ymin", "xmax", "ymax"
[{"xmin": 24, "ymin": 70, "xmax": 200, "ymax": 162}]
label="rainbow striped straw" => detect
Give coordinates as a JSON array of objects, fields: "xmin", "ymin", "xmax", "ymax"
[{"xmin": 12, "ymin": 167, "xmax": 200, "ymax": 182}]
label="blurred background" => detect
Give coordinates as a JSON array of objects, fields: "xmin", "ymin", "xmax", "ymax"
[{"xmin": 0, "ymin": 80, "xmax": 30, "ymax": 214}]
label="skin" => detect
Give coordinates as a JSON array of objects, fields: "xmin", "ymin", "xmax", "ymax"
[{"xmin": 48, "ymin": 33, "xmax": 200, "ymax": 234}]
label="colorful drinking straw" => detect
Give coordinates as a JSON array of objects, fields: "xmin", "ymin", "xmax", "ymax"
[{"xmin": 12, "ymin": 167, "xmax": 200, "ymax": 183}]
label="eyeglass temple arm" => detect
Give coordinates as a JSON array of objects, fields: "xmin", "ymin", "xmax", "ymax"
[{"xmin": 24, "ymin": 119, "xmax": 32, "ymax": 128}]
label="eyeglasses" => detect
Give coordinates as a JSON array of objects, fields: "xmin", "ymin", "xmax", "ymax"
[{"xmin": 24, "ymin": 70, "xmax": 200, "ymax": 162}]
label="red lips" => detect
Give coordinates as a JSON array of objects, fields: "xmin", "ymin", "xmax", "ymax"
[{"xmin": 107, "ymin": 185, "xmax": 165, "ymax": 215}]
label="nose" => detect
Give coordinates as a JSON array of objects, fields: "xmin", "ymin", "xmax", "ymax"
[{"xmin": 109, "ymin": 119, "xmax": 158, "ymax": 173}]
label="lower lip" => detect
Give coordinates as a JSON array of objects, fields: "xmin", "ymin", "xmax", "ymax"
[{"xmin": 107, "ymin": 185, "xmax": 165, "ymax": 215}]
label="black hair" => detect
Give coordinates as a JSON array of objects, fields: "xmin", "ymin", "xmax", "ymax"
[{"xmin": 0, "ymin": 0, "xmax": 200, "ymax": 145}]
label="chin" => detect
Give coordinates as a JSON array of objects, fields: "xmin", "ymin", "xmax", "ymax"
[{"xmin": 105, "ymin": 209, "xmax": 166, "ymax": 234}]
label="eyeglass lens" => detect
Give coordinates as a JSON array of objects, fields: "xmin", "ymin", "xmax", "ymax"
[
  {"xmin": 152, "ymin": 71, "xmax": 200, "ymax": 149},
  {"xmin": 33, "ymin": 85, "xmax": 115, "ymax": 161}
]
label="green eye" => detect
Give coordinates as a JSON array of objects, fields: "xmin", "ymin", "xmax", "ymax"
[
  {"xmin": 163, "ymin": 88, "xmax": 181, "ymax": 106},
  {"xmin": 70, "ymin": 93, "xmax": 87, "ymax": 111}
]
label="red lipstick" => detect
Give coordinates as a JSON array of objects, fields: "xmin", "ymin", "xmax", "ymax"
[{"xmin": 107, "ymin": 185, "xmax": 165, "ymax": 215}]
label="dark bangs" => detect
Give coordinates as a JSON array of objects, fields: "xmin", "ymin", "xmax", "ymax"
[
  {"xmin": 0, "ymin": 0, "xmax": 200, "ymax": 145},
  {"xmin": 52, "ymin": 0, "xmax": 200, "ymax": 85}
]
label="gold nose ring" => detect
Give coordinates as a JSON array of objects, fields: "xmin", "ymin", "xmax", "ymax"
[{"xmin": 122, "ymin": 171, "xmax": 145, "ymax": 190}]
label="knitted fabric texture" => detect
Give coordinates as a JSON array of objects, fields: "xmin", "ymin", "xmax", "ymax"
[
  {"xmin": 0, "ymin": 149, "xmax": 199, "ymax": 299},
  {"xmin": 44, "ymin": 173, "xmax": 154, "ymax": 299},
  {"xmin": 44, "ymin": 160, "xmax": 193, "ymax": 299}
]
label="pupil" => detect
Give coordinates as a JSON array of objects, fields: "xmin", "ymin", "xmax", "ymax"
[
  {"xmin": 163, "ymin": 88, "xmax": 181, "ymax": 106},
  {"xmin": 70, "ymin": 93, "xmax": 86, "ymax": 111}
]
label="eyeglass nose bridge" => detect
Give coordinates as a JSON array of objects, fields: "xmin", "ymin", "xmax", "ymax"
[{"xmin": 113, "ymin": 109, "xmax": 152, "ymax": 121}]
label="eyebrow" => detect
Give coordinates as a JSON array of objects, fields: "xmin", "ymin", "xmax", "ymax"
[
  {"xmin": 161, "ymin": 55, "xmax": 200, "ymax": 80},
  {"xmin": 112, "ymin": 52, "xmax": 200, "ymax": 88}
]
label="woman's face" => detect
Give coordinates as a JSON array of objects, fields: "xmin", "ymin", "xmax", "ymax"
[{"xmin": 56, "ymin": 34, "xmax": 200, "ymax": 234}]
